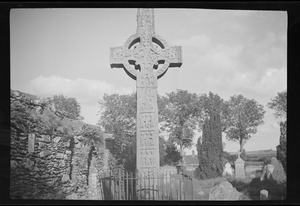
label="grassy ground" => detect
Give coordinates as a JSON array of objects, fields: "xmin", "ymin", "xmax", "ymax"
[{"xmin": 192, "ymin": 176, "xmax": 286, "ymax": 200}]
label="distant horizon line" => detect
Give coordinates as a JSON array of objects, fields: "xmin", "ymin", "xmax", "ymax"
[{"xmin": 184, "ymin": 148, "xmax": 276, "ymax": 156}]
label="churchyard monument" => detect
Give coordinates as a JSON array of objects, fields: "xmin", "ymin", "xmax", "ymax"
[{"xmin": 109, "ymin": 8, "xmax": 182, "ymax": 198}]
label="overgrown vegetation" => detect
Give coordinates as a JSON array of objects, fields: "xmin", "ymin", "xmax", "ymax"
[
  {"xmin": 10, "ymin": 90, "xmax": 84, "ymax": 136},
  {"xmin": 267, "ymin": 90, "xmax": 287, "ymax": 173},
  {"xmin": 229, "ymin": 177, "xmax": 286, "ymax": 200},
  {"xmin": 98, "ymin": 92, "xmax": 183, "ymax": 171},
  {"xmin": 191, "ymin": 176, "xmax": 286, "ymax": 200},
  {"xmin": 97, "ymin": 90, "xmax": 269, "ymax": 172}
]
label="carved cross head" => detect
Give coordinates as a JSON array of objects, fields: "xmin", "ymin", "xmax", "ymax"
[{"xmin": 110, "ymin": 8, "xmax": 182, "ymax": 80}]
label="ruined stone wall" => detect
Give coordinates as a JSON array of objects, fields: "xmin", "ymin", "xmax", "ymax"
[{"xmin": 10, "ymin": 127, "xmax": 104, "ymax": 200}]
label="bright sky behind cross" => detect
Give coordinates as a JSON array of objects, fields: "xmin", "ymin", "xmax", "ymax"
[{"xmin": 10, "ymin": 8, "xmax": 287, "ymax": 154}]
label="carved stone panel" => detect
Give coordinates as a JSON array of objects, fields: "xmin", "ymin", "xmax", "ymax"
[
  {"xmin": 140, "ymin": 156, "xmax": 157, "ymax": 167},
  {"xmin": 140, "ymin": 131, "xmax": 155, "ymax": 148},
  {"xmin": 138, "ymin": 87, "xmax": 156, "ymax": 98},
  {"xmin": 140, "ymin": 113, "xmax": 155, "ymax": 130},
  {"xmin": 110, "ymin": 46, "xmax": 125, "ymax": 63},
  {"xmin": 163, "ymin": 46, "xmax": 182, "ymax": 63},
  {"xmin": 140, "ymin": 96, "xmax": 155, "ymax": 112},
  {"xmin": 138, "ymin": 72, "xmax": 157, "ymax": 88},
  {"xmin": 109, "ymin": 9, "xmax": 183, "ymax": 200}
]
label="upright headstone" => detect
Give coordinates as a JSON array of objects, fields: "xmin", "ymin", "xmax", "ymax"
[
  {"xmin": 260, "ymin": 189, "xmax": 269, "ymax": 200},
  {"xmin": 235, "ymin": 151, "xmax": 245, "ymax": 178},
  {"xmin": 110, "ymin": 8, "xmax": 182, "ymax": 199}
]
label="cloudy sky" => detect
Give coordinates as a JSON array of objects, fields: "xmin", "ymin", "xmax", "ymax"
[{"xmin": 10, "ymin": 8, "xmax": 287, "ymax": 153}]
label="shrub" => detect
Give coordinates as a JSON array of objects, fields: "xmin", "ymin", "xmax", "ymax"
[
  {"xmin": 197, "ymin": 112, "xmax": 223, "ymax": 179},
  {"xmin": 277, "ymin": 121, "xmax": 286, "ymax": 173}
]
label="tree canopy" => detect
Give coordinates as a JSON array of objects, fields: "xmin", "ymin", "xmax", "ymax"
[
  {"xmin": 198, "ymin": 92, "xmax": 229, "ymax": 131},
  {"xmin": 98, "ymin": 92, "xmax": 185, "ymax": 170},
  {"xmin": 160, "ymin": 89, "xmax": 200, "ymax": 155},
  {"xmin": 223, "ymin": 94, "xmax": 265, "ymax": 152},
  {"xmin": 197, "ymin": 112, "xmax": 223, "ymax": 179},
  {"xmin": 98, "ymin": 93, "xmax": 137, "ymax": 171},
  {"xmin": 50, "ymin": 94, "xmax": 83, "ymax": 121},
  {"xmin": 267, "ymin": 90, "xmax": 287, "ymax": 120},
  {"xmin": 97, "ymin": 90, "xmax": 267, "ymax": 170}
]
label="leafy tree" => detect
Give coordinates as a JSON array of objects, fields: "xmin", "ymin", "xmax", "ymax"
[
  {"xmin": 160, "ymin": 89, "xmax": 199, "ymax": 157},
  {"xmin": 197, "ymin": 112, "xmax": 223, "ymax": 179},
  {"xmin": 268, "ymin": 90, "xmax": 287, "ymax": 173},
  {"xmin": 223, "ymin": 94, "xmax": 265, "ymax": 152},
  {"xmin": 198, "ymin": 92, "xmax": 229, "ymax": 131},
  {"xmin": 159, "ymin": 137, "xmax": 167, "ymax": 166},
  {"xmin": 10, "ymin": 90, "xmax": 78, "ymax": 135},
  {"xmin": 98, "ymin": 92, "xmax": 184, "ymax": 171},
  {"xmin": 98, "ymin": 93, "xmax": 137, "ymax": 171},
  {"xmin": 50, "ymin": 94, "xmax": 82, "ymax": 120},
  {"xmin": 277, "ymin": 121, "xmax": 286, "ymax": 173},
  {"xmin": 267, "ymin": 90, "xmax": 287, "ymax": 120},
  {"xmin": 163, "ymin": 140, "xmax": 182, "ymax": 166}
]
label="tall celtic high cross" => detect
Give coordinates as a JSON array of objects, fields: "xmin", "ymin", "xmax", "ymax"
[{"xmin": 110, "ymin": 9, "xmax": 182, "ymax": 179}]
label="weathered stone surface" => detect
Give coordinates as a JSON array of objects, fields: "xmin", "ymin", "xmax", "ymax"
[
  {"xmin": 38, "ymin": 142, "xmax": 44, "ymax": 149},
  {"xmin": 61, "ymin": 174, "xmax": 70, "ymax": 183},
  {"xmin": 58, "ymin": 160, "xmax": 65, "ymax": 167},
  {"xmin": 28, "ymin": 133, "xmax": 35, "ymax": 153},
  {"xmin": 53, "ymin": 136, "xmax": 61, "ymax": 143},
  {"xmin": 75, "ymin": 142, "xmax": 83, "ymax": 149},
  {"xmin": 57, "ymin": 126, "xmax": 64, "ymax": 133},
  {"xmin": 209, "ymin": 181, "xmax": 242, "ymax": 200},
  {"xmin": 24, "ymin": 158, "xmax": 34, "ymax": 170},
  {"xmin": 270, "ymin": 157, "xmax": 286, "ymax": 183},
  {"xmin": 56, "ymin": 153, "xmax": 64, "ymax": 159},
  {"xmin": 109, "ymin": 10, "xmax": 182, "ymax": 193},
  {"xmin": 41, "ymin": 135, "xmax": 51, "ymax": 143},
  {"xmin": 11, "ymin": 160, "xmax": 18, "ymax": 169},
  {"xmin": 66, "ymin": 150, "xmax": 71, "ymax": 155},
  {"xmin": 235, "ymin": 151, "xmax": 245, "ymax": 178},
  {"xmin": 74, "ymin": 136, "xmax": 84, "ymax": 142},
  {"xmin": 198, "ymin": 191, "xmax": 205, "ymax": 197},
  {"xmin": 66, "ymin": 193, "xmax": 78, "ymax": 200},
  {"xmin": 77, "ymin": 188, "xmax": 85, "ymax": 193},
  {"xmin": 48, "ymin": 179, "xmax": 56, "ymax": 186},
  {"xmin": 33, "ymin": 165, "xmax": 39, "ymax": 172},
  {"xmin": 64, "ymin": 141, "xmax": 70, "ymax": 147},
  {"xmin": 39, "ymin": 150, "xmax": 51, "ymax": 158},
  {"xmin": 19, "ymin": 136, "xmax": 27, "ymax": 140},
  {"xmin": 260, "ymin": 189, "xmax": 269, "ymax": 200}
]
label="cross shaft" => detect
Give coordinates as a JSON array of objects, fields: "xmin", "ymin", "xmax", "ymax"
[{"xmin": 109, "ymin": 9, "xmax": 182, "ymax": 199}]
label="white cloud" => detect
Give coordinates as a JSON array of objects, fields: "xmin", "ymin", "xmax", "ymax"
[
  {"xmin": 26, "ymin": 75, "xmax": 134, "ymax": 125},
  {"xmin": 220, "ymin": 21, "xmax": 248, "ymax": 33},
  {"xmin": 172, "ymin": 34, "xmax": 212, "ymax": 53},
  {"xmin": 241, "ymin": 68, "xmax": 286, "ymax": 95},
  {"xmin": 202, "ymin": 44, "xmax": 242, "ymax": 71},
  {"xmin": 28, "ymin": 75, "xmax": 133, "ymax": 102}
]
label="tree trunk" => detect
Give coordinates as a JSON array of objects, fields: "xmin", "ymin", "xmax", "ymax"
[
  {"xmin": 180, "ymin": 144, "xmax": 184, "ymax": 165},
  {"xmin": 180, "ymin": 144, "xmax": 183, "ymax": 157},
  {"xmin": 239, "ymin": 138, "xmax": 243, "ymax": 152}
]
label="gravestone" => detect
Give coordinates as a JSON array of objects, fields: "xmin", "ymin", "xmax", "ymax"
[
  {"xmin": 260, "ymin": 189, "xmax": 269, "ymax": 200},
  {"xmin": 269, "ymin": 157, "xmax": 286, "ymax": 183},
  {"xmin": 222, "ymin": 162, "xmax": 234, "ymax": 177},
  {"xmin": 235, "ymin": 151, "xmax": 245, "ymax": 178},
  {"xmin": 209, "ymin": 181, "xmax": 242, "ymax": 200},
  {"xmin": 110, "ymin": 8, "xmax": 182, "ymax": 199}
]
